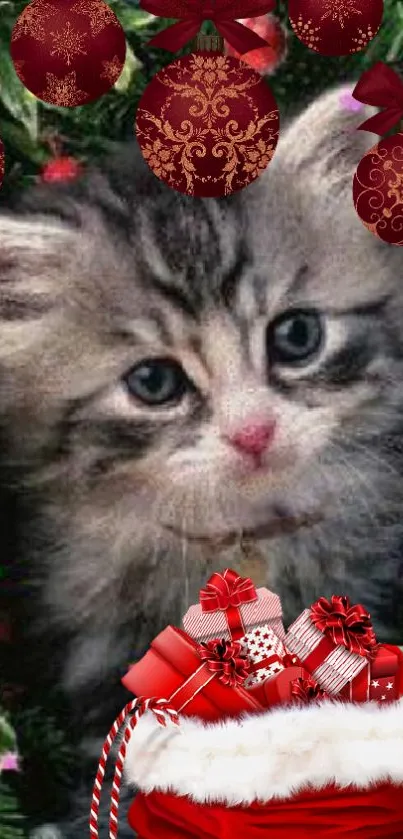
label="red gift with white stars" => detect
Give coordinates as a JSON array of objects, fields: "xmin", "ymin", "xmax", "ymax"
[{"xmin": 241, "ymin": 624, "xmax": 287, "ymax": 688}]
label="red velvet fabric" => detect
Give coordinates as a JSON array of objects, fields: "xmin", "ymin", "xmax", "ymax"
[{"xmin": 128, "ymin": 783, "xmax": 403, "ymax": 838}]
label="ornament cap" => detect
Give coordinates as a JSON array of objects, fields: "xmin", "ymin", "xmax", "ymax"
[{"xmin": 194, "ymin": 34, "xmax": 224, "ymax": 52}]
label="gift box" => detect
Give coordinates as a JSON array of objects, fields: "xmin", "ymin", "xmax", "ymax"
[
  {"xmin": 340, "ymin": 644, "xmax": 403, "ymax": 702},
  {"xmin": 124, "ymin": 695, "xmax": 403, "ymax": 839},
  {"xmin": 285, "ymin": 595, "xmax": 378, "ymax": 694},
  {"xmin": 242, "ymin": 625, "xmax": 287, "ymax": 688},
  {"xmin": 259, "ymin": 665, "xmax": 330, "ymax": 707},
  {"xmin": 121, "ymin": 625, "xmax": 264, "ymax": 721},
  {"xmin": 182, "ymin": 568, "xmax": 285, "ymax": 644}
]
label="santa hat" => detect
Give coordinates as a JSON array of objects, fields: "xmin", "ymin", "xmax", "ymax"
[{"xmin": 123, "ymin": 698, "xmax": 403, "ymax": 838}]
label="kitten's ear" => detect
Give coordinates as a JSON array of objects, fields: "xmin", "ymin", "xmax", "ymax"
[
  {"xmin": 276, "ymin": 85, "xmax": 378, "ymax": 197},
  {"xmin": 0, "ymin": 213, "xmax": 74, "ymax": 303},
  {"xmin": 0, "ymin": 213, "xmax": 73, "ymax": 266}
]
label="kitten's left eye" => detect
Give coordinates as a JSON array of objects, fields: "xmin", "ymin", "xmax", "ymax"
[
  {"xmin": 267, "ymin": 309, "xmax": 323, "ymax": 365},
  {"xmin": 124, "ymin": 358, "xmax": 189, "ymax": 406}
]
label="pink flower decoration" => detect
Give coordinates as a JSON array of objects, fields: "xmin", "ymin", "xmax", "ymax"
[
  {"xmin": 0, "ymin": 752, "xmax": 19, "ymax": 772},
  {"xmin": 339, "ymin": 90, "xmax": 364, "ymax": 113}
]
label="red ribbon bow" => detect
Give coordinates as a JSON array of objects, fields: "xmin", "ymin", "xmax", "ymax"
[
  {"xmin": 282, "ymin": 652, "xmax": 302, "ymax": 669},
  {"xmin": 310, "ymin": 595, "xmax": 378, "ymax": 659},
  {"xmin": 353, "ymin": 62, "xmax": 403, "ymax": 136},
  {"xmin": 290, "ymin": 676, "xmax": 329, "ymax": 704},
  {"xmin": 199, "ymin": 638, "xmax": 250, "ymax": 687},
  {"xmin": 200, "ymin": 568, "xmax": 257, "ymax": 612},
  {"xmin": 140, "ymin": 0, "xmax": 276, "ymax": 56}
]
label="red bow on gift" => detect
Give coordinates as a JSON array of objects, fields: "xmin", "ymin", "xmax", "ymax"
[
  {"xmin": 310, "ymin": 595, "xmax": 378, "ymax": 659},
  {"xmin": 282, "ymin": 653, "xmax": 302, "ymax": 668},
  {"xmin": 140, "ymin": 0, "xmax": 276, "ymax": 55},
  {"xmin": 199, "ymin": 639, "xmax": 250, "ymax": 688},
  {"xmin": 290, "ymin": 676, "xmax": 329, "ymax": 704},
  {"xmin": 353, "ymin": 62, "xmax": 403, "ymax": 135},
  {"xmin": 200, "ymin": 568, "xmax": 257, "ymax": 612}
]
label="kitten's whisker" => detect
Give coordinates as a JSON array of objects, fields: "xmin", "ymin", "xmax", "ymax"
[
  {"xmin": 325, "ymin": 442, "xmax": 382, "ymax": 524},
  {"xmin": 336, "ymin": 436, "xmax": 403, "ymax": 482}
]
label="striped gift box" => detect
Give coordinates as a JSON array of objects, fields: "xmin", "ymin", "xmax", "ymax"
[
  {"xmin": 182, "ymin": 587, "xmax": 286, "ymax": 645},
  {"xmin": 285, "ymin": 609, "xmax": 368, "ymax": 695}
]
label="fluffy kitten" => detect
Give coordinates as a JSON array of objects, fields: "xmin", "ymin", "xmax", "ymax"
[{"xmin": 1, "ymin": 86, "xmax": 403, "ymax": 838}]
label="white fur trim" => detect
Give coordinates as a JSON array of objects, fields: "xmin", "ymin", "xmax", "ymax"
[{"xmin": 124, "ymin": 700, "xmax": 403, "ymax": 805}]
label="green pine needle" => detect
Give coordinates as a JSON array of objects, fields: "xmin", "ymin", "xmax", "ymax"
[{"xmin": 0, "ymin": 778, "xmax": 25, "ymax": 839}]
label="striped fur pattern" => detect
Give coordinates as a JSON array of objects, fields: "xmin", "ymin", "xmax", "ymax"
[{"xmin": 1, "ymin": 85, "xmax": 403, "ymax": 837}]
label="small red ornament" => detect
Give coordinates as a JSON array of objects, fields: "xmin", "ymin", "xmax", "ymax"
[
  {"xmin": 41, "ymin": 155, "xmax": 82, "ymax": 182},
  {"xmin": 352, "ymin": 62, "xmax": 403, "ymax": 246},
  {"xmin": 225, "ymin": 14, "xmax": 287, "ymax": 75},
  {"xmin": 10, "ymin": 0, "xmax": 126, "ymax": 107},
  {"xmin": 288, "ymin": 0, "xmax": 383, "ymax": 56}
]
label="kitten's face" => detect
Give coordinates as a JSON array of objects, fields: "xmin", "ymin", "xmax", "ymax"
[{"xmin": 2, "ymin": 86, "xmax": 403, "ymax": 582}]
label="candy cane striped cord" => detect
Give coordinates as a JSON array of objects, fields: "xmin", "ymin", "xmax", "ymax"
[{"xmin": 90, "ymin": 697, "xmax": 179, "ymax": 839}]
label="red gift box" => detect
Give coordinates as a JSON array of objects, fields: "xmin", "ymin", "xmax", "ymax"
[
  {"xmin": 340, "ymin": 644, "xmax": 403, "ymax": 702},
  {"xmin": 183, "ymin": 568, "xmax": 285, "ymax": 643},
  {"xmin": 258, "ymin": 665, "xmax": 329, "ymax": 708},
  {"xmin": 285, "ymin": 595, "xmax": 378, "ymax": 694},
  {"xmin": 242, "ymin": 624, "xmax": 287, "ymax": 688},
  {"xmin": 121, "ymin": 626, "xmax": 264, "ymax": 721}
]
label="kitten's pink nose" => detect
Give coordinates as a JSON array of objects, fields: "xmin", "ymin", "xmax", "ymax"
[{"xmin": 228, "ymin": 422, "xmax": 276, "ymax": 459}]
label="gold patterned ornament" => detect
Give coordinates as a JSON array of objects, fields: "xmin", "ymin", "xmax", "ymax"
[
  {"xmin": 10, "ymin": 0, "xmax": 126, "ymax": 107},
  {"xmin": 135, "ymin": 42, "xmax": 279, "ymax": 198},
  {"xmin": 353, "ymin": 135, "xmax": 403, "ymax": 246},
  {"xmin": 352, "ymin": 63, "xmax": 403, "ymax": 246},
  {"xmin": 288, "ymin": 0, "xmax": 383, "ymax": 56}
]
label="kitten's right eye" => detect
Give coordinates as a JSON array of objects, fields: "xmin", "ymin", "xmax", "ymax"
[{"xmin": 123, "ymin": 358, "xmax": 189, "ymax": 406}]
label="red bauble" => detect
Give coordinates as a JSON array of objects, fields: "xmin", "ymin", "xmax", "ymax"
[
  {"xmin": 288, "ymin": 0, "xmax": 383, "ymax": 56},
  {"xmin": 135, "ymin": 51, "xmax": 279, "ymax": 198},
  {"xmin": 226, "ymin": 15, "xmax": 288, "ymax": 75},
  {"xmin": 10, "ymin": 0, "xmax": 126, "ymax": 107},
  {"xmin": 41, "ymin": 155, "xmax": 82, "ymax": 182},
  {"xmin": 353, "ymin": 133, "xmax": 403, "ymax": 246}
]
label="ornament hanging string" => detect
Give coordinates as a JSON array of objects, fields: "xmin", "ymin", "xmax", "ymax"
[
  {"xmin": 140, "ymin": 0, "xmax": 276, "ymax": 55},
  {"xmin": 353, "ymin": 62, "xmax": 403, "ymax": 135}
]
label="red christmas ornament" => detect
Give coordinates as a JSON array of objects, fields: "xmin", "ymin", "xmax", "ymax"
[
  {"xmin": 41, "ymin": 155, "xmax": 82, "ymax": 182},
  {"xmin": 225, "ymin": 14, "xmax": 287, "ymax": 75},
  {"xmin": 352, "ymin": 62, "xmax": 403, "ymax": 246},
  {"xmin": 136, "ymin": 0, "xmax": 280, "ymax": 198},
  {"xmin": 353, "ymin": 135, "xmax": 403, "ymax": 246},
  {"xmin": 10, "ymin": 0, "xmax": 126, "ymax": 107},
  {"xmin": 288, "ymin": 0, "xmax": 383, "ymax": 56}
]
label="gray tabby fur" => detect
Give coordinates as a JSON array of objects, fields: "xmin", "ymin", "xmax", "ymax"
[{"xmin": 0, "ymin": 85, "xmax": 402, "ymax": 838}]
